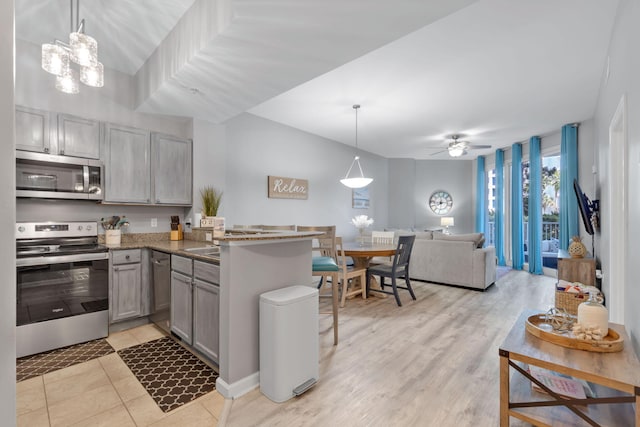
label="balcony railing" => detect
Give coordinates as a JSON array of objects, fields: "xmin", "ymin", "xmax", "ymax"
[{"xmin": 486, "ymin": 221, "xmax": 559, "ymax": 246}]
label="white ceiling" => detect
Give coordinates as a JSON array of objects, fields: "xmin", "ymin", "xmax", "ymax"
[{"xmin": 15, "ymin": 0, "xmax": 619, "ymax": 160}]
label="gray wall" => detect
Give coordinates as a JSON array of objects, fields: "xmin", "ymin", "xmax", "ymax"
[
  {"xmin": 1, "ymin": 0, "xmax": 16, "ymax": 421},
  {"xmin": 388, "ymin": 158, "xmax": 474, "ymax": 233},
  {"xmin": 223, "ymin": 114, "xmax": 388, "ymax": 240},
  {"xmin": 593, "ymin": 0, "xmax": 640, "ymax": 355}
]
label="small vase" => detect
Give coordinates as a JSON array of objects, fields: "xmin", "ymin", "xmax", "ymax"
[
  {"xmin": 577, "ymin": 292, "xmax": 608, "ymax": 334},
  {"xmin": 358, "ymin": 228, "xmax": 365, "ymax": 246},
  {"xmin": 568, "ymin": 236, "xmax": 587, "ymax": 258}
]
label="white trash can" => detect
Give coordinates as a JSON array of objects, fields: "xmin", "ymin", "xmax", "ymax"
[{"xmin": 259, "ymin": 285, "xmax": 319, "ymax": 403}]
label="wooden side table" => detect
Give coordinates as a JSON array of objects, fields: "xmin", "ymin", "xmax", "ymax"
[
  {"xmin": 499, "ymin": 310, "xmax": 640, "ymax": 426},
  {"xmin": 557, "ymin": 249, "xmax": 596, "ymax": 286}
]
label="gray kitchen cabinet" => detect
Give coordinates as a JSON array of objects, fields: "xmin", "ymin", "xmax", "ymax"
[
  {"xmin": 15, "ymin": 106, "xmax": 51, "ymax": 153},
  {"xmin": 193, "ymin": 261, "xmax": 220, "ymax": 362},
  {"xmin": 57, "ymin": 113, "xmax": 100, "ymax": 159},
  {"xmin": 171, "ymin": 270, "xmax": 193, "ymax": 343},
  {"xmin": 104, "ymin": 124, "xmax": 151, "ymax": 203},
  {"xmin": 170, "ymin": 255, "xmax": 219, "ymax": 363},
  {"xmin": 111, "ymin": 249, "xmax": 143, "ymax": 322},
  {"xmin": 151, "ymin": 133, "xmax": 192, "ymax": 205}
]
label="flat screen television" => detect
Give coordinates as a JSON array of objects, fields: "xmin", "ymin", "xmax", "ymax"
[{"xmin": 573, "ymin": 179, "xmax": 596, "ymax": 235}]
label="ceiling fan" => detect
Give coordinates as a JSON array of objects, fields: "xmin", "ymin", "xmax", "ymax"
[{"xmin": 430, "ymin": 135, "xmax": 492, "ymax": 157}]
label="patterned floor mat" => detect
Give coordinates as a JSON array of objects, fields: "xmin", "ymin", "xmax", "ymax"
[
  {"xmin": 117, "ymin": 336, "xmax": 218, "ymax": 413},
  {"xmin": 17, "ymin": 339, "xmax": 114, "ymax": 382}
]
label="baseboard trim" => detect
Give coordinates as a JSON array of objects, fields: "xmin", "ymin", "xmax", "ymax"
[{"xmin": 216, "ymin": 372, "xmax": 259, "ymax": 399}]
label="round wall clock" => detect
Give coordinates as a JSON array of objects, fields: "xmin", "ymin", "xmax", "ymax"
[{"xmin": 429, "ymin": 190, "xmax": 453, "ymax": 215}]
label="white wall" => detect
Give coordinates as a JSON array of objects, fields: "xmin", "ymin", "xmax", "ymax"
[
  {"xmin": 223, "ymin": 114, "xmax": 388, "ymax": 240},
  {"xmin": 593, "ymin": 0, "xmax": 640, "ymax": 355},
  {"xmin": 1, "ymin": 0, "xmax": 16, "ymax": 421},
  {"xmin": 388, "ymin": 158, "xmax": 475, "ymax": 233}
]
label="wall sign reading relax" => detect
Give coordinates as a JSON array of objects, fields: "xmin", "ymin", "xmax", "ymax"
[{"xmin": 268, "ymin": 176, "xmax": 308, "ymax": 200}]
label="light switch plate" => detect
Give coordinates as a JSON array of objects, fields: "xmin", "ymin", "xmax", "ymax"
[{"xmin": 151, "ymin": 218, "xmax": 157, "ymax": 227}]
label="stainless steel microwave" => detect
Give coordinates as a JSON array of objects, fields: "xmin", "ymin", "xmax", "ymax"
[{"xmin": 16, "ymin": 151, "xmax": 103, "ymax": 200}]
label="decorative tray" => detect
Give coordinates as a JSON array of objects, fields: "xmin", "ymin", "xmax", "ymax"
[{"xmin": 525, "ymin": 314, "xmax": 624, "ymax": 353}]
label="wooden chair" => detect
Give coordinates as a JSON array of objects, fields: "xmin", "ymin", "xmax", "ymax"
[
  {"xmin": 372, "ymin": 231, "xmax": 395, "ymax": 244},
  {"xmin": 336, "ymin": 237, "xmax": 367, "ymax": 307},
  {"xmin": 367, "ymin": 235, "xmax": 417, "ymax": 306},
  {"xmin": 261, "ymin": 225, "xmax": 296, "ymax": 231},
  {"xmin": 370, "ymin": 231, "xmax": 395, "ymax": 264},
  {"xmin": 297, "ymin": 225, "xmax": 339, "ymax": 345}
]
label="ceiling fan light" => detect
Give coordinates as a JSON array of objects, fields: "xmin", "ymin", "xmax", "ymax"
[
  {"xmin": 70, "ymin": 32, "xmax": 98, "ymax": 67},
  {"xmin": 448, "ymin": 146, "xmax": 465, "ymax": 157},
  {"xmin": 55, "ymin": 68, "xmax": 79, "ymax": 94},
  {"xmin": 41, "ymin": 43, "xmax": 69, "ymax": 76},
  {"xmin": 80, "ymin": 61, "xmax": 104, "ymax": 87}
]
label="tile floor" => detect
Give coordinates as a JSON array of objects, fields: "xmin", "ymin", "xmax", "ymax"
[{"xmin": 16, "ymin": 324, "xmax": 225, "ymax": 427}]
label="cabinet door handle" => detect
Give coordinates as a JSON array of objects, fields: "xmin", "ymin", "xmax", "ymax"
[
  {"xmin": 59, "ymin": 149, "xmax": 64, "ymax": 155},
  {"xmin": 125, "ymin": 255, "xmax": 130, "ymax": 260},
  {"xmin": 43, "ymin": 147, "xmax": 49, "ymax": 153},
  {"xmin": 156, "ymin": 199, "xmax": 161, "ymax": 203},
  {"xmin": 114, "ymin": 267, "xmax": 119, "ymax": 271}
]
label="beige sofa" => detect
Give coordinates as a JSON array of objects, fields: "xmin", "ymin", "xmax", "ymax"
[{"xmin": 391, "ymin": 231, "xmax": 496, "ymax": 290}]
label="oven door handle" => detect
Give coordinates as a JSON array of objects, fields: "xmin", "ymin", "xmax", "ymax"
[{"xmin": 16, "ymin": 252, "xmax": 109, "ymax": 267}]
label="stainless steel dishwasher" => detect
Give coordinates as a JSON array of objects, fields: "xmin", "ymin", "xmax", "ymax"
[{"xmin": 150, "ymin": 251, "xmax": 171, "ymax": 333}]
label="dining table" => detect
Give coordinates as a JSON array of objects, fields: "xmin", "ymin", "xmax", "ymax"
[{"xmin": 342, "ymin": 242, "xmax": 397, "ymax": 296}]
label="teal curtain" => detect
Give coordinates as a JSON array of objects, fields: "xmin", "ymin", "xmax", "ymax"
[
  {"xmin": 511, "ymin": 143, "xmax": 524, "ymax": 269},
  {"xmin": 495, "ymin": 149, "xmax": 506, "ymax": 265},
  {"xmin": 559, "ymin": 124, "xmax": 579, "ymax": 250},
  {"xmin": 475, "ymin": 156, "xmax": 486, "ymax": 236},
  {"xmin": 528, "ymin": 136, "xmax": 543, "ymax": 274}
]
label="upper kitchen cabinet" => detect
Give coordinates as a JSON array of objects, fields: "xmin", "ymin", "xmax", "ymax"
[
  {"xmin": 151, "ymin": 133, "xmax": 192, "ymax": 205},
  {"xmin": 104, "ymin": 124, "xmax": 151, "ymax": 204},
  {"xmin": 15, "ymin": 106, "xmax": 51, "ymax": 153},
  {"xmin": 103, "ymin": 125, "xmax": 192, "ymax": 206},
  {"xmin": 57, "ymin": 114, "xmax": 100, "ymax": 159}
]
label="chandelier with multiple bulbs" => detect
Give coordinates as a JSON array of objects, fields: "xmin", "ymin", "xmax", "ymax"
[
  {"xmin": 41, "ymin": 0, "xmax": 103, "ymax": 94},
  {"xmin": 340, "ymin": 104, "xmax": 373, "ymax": 189}
]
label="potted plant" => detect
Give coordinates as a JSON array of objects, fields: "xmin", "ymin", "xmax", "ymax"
[{"xmin": 200, "ymin": 187, "xmax": 224, "ymax": 235}]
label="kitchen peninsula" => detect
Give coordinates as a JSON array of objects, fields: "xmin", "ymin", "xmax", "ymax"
[{"xmin": 107, "ymin": 230, "xmax": 321, "ymax": 399}]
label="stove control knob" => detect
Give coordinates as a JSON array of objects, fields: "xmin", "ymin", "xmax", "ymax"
[
  {"xmin": 77, "ymin": 225, "xmax": 83, "ymax": 231},
  {"xmin": 86, "ymin": 225, "xmax": 92, "ymax": 231},
  {"xmin": 18, "ymin": 226, "xmax": 25, "ymax": 233}
]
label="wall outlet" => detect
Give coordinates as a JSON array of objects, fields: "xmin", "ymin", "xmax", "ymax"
[
  {"xmin": 205, "ymin": 232, "xmax": 213, "ymax": 241},
  {"xmin": 151, "ymin": 218, "xmax": 157, "ymax": 227}
]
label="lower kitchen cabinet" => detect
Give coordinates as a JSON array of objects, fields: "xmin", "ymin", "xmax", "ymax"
[
  {"xmin": 193, "ymin": 276, "xmax": 220, "ymax": 362},
  {"xmin": 111, "ymin": 249, "xmax": 143, "ymax": 322},
  {"xmin": 171, "ymin": 270, "xmax": 193, "ymax": 343},
  {"xmin": 170, "ymin": 255, "xmax": 219, "ymax": 364}
]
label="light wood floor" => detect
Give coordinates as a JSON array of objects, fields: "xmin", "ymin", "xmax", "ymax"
[{"xmin": 224, "ymin": 269, "xmax": 556, "ymax": 426}]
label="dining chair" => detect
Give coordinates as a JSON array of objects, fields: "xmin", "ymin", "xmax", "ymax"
[
  {"xmin": 261, "ymin": 225, "xmax": 296, "ymax": 231},
  {"xmin": 366, "ymin": 235, "xmax": 417, "ymax": 306},
  {"xmin": 370, "ymin": 230, "xmax": 395, "ymax": 264},
  {"xmin": 297, "ymin": 225, "xmax": 339, "ymax": 345},
  {"xmin": 335, "ymin": 237, "xmax": 367, "ymax": 307}
]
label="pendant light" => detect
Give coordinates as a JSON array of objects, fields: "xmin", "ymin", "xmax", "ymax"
[
  {"xmin": 340, "ymin": 104, "xmax": 373, "ymax": 189},
  {"xmin": 41, "ymin": 0, "xmax": 104, "ymax": 94}
]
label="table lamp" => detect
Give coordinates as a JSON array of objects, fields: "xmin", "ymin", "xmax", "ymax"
[{"xmin": 440, "ymin": 217, "xmax": 454, "ymax": 234}]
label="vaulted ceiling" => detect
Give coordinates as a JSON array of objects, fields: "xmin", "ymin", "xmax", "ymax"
[{"xmin": 15, "ymin": 0, "xmax": 619, "ymax": 159}]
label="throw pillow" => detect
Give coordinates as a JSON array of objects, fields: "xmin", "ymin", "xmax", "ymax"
[
  {"xmin": 541, "ymin": 240, "xmax": 550, "ymax": 252},
  {"xmin": 550, "ymin": 238, "xmax": 560, "ymax": 252}
]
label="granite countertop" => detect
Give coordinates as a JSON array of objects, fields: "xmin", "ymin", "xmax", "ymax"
[{"xmin": 103, "ymin": 231, "xmax": 321, "ymax": 263}]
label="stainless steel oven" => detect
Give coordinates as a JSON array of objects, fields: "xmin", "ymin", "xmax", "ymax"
[{"xmin": 16, "ymin": 222, "xmax": 109, "ymax": 357}]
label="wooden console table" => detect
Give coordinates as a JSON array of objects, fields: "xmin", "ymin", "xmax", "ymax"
[
  {"xmin": 499, "ymin": 310, "xmax": 640, "ymax": 426},
  {"xmin": 557, "ymin": 249, "xmax": 596, "ymax": 286}
]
